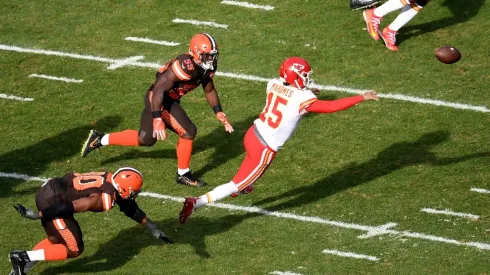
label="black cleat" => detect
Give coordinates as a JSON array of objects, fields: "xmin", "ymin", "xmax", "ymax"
[
  {"xmin": 176, "ymin": 171, "xmax": 206, "ymax": 187},
  {"xmin": 81, "ymin": 130, "xmax": 104, "ymax": 157},
  {"xmin": 9, "ymin": 250, "xmax": 30, "ymax": 275},
  {"xmin": 350, "ymin": 0, "xmax": 380, "ymax": 10}
]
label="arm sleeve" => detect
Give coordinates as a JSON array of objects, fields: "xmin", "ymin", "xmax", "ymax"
[
  {"xmin": 305, "ymin": 95, "xmax": 364, "ymax": 113},
  {"xmin": 116, "ymin": 196, "xmax": 147, "ymax": 224}
]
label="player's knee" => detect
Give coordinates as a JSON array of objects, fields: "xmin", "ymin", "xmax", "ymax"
[
  {"xmin": 185, "ymin": 123, "xmax": 197, "ymax": 139},
  {"xmin": 67, "ymin": 243, "xmax": 84, "ymax": 258},
  {"xmin": 411, "ymin": 0, "xmax": 429, "ymax": 6},
  {"xmin": 139, "ymin": 132, "xmax": 157, "ymax": 146}
]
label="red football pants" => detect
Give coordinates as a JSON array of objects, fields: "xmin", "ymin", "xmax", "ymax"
[{"xmin": 232, "ymin": 126, "xmax": 277, "ymax": 191}]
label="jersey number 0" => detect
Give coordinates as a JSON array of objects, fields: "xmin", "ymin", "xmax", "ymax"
[{"xmin": 259, "ymin": 92, "xmax": 288, "ymax": 129}]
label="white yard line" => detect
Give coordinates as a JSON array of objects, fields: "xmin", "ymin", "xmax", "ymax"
[
  {"xmin": 0, "ymin": 93, "xmax": 34, "ymax": 101},
  {"xmin": 322, "ymin": 249, "xmax": 379, "ymax": 261},
  {"xmin": 221, "ymin": 0, "xmax": 274, "ymax": 10},
  {"xmin": 171, "ymin": 18, "xmax": 228, "ymax": 29},
  {"xmin": 0, "ymin": 44, "xmax": 488, "ymax": 113},
  {"xmin": 470, "ymin": 187, "xmax": 490, "ymax": 194},
  {"xmin": 125, "ymin": 37, "xmax": 180, "ymax": 46},
  {"xmin": 421, "ymin": 208, "xmax": 480, "ymax": 220},
  {"xmin": 29, "ymin": 74, "xmax": 83, "ymax": 83},
  {"xmin": 2, "ymin": 172, "xmax": 490, "ymax": 251}
]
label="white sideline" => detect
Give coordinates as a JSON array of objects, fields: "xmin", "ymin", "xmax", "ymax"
[
  {"xmin": 421, "ymin": 208, "xmax": 480, "ymax": 220},
  {"xmin": 470, "ymin": 188, "xmax": 490, "ymax": 194},
  {"xmin": 221, "ymin": 0, "xmax": 275, "ymax": 10},
  {"xmin": 29, "ymin": 74, "xmax": 83, "ymax": 83},
  {"xmin": 0, "ymin": 93, "xmax": 34, "ymax": 101},
  {"xmin": 322, "ymin": 249, "xmax": 379, "ymax": 261},
  {"xmin": 172, "ymin": 18, "xmax": 228, "ymax": 29},
  {"xmin": 2, "ymin": 171, "xmax": 490, "ymax": 251},
  {"xmin": 125, "ymin": 37, "xmax": 180, "ymax": 46},
  {"xmin": 0, "ymin": 44, "xmax": 488, "ymax": 113}
]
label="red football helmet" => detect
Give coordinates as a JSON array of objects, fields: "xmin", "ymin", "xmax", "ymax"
[
  {"xmin": 279, "ymin": 57, "xmax": 312, "ymax": 89},
  {"xmin": 111, "ymin": 167, "xmax": 143, "ymax": 200},
  {"xmin": 189, "ymin": 33, "xmax": 219, "ymax": 70}
]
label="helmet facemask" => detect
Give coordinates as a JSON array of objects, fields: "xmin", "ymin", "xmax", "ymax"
[
  {"xmin": 294, "ymin": 70, "xmax": 313, "ymax": 89},
  {"xmin": 197, "ymin": 50, "xmax": 218, "ymax": 70}
]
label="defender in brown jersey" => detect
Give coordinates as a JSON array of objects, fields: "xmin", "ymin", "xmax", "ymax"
[
  {"xmin": 9, "ymin": 167, "xmax": 172, "ymax": 275},
  {"xmin": 81, "ymin": 33, "xmax": 233, "ymax": 188}
]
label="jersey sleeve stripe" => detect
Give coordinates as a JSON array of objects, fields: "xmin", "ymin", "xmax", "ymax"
[
  {"xmin": 299, "ymin": 98, "xmax": 318, "ymax": 113},
  {"xmin": 54, "ymin": 218, "xmax": 66, "ymax": 230},
  {"xmin": 102, "ymin": 193, "xmax": 112, "ymax": 211},
  {"xmin": 172, "ymin": 60, "xmax": 192, "ymax": 81}
]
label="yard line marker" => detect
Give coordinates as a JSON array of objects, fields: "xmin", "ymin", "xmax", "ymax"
[
  {"xmin": 0, "ymin": 172, "xmax": 48, "ymax": 182},
  {"xmin": 421, "ymin": 208, "xmax": 479, "ymax": 220},
  {"xmin": 172, "ymin": 18, "xmax": 228, "ymax": 29},
  {"xmin": 221, "ymin": 0, "xmax": 274, "ymax": 10},
  {"xmin": 0, "ymin": 44, "xmax": 488, "ymax": 113},
  {"xmin": 270, "ymin": 271, "xmax": 305, "ymax": 275},
  {"xmin": 29, "ymin": 74, "xmax": 83, "ymax": 83},
  {"xmin": 470, "ymin": 187, "xmax": 490, "ymax": 194},
  {"xmin": 2, "ymin": 172, "xmax": 490, "ymax": 251},
  {"xmin": 322, "ymin": 249, "xmax": 379, "ymax": 261},
  {"xmin": 0, "ymin": 93, "xmax": 34, "ymax": 101},
  {"xmin": 125, "ymin": 37, "xmax": 180, "ymax": 46}
]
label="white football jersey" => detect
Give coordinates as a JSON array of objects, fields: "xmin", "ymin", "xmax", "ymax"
[{"xmin": 254, "ymin": 78, "xmax": 317, "ymax": 151}]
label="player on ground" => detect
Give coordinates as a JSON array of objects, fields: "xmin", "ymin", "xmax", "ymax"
[
  {"xmin": 350, "ymin": 0, "xmax": 380, "ymax": 10},
  {"xmin": 179, "ymin": 57, "xmax": 379, "ymax": 224},
  {"xmin": 9, "ymin": 167, "xmax": 172, "ymax": 275},
  {"xmin": 81, "ymin": 33, "xmax": 233, "ymax": 187},
  {"xmin": 363, "ymin": 0, "xmax": 430, "ymax": 51}
]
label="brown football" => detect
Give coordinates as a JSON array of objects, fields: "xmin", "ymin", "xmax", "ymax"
[{"xmin": 435, "ymin": 46, "xmax": 461, "ymax": 64}]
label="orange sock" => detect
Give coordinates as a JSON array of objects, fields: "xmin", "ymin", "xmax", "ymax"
[
  {"xmin": 32, "ymin": 239, "xmax": 53, "ymax": 250},
  {"xmin": 108, "ymin": 130, "xmax": 140, "ymax": 146},
  {"xmin": 43, "ymin": 244, "xmax": 68, "ymax": 261},
  {"xmin": 177, "ymin": 138, "xmax": 193, "ymax": 169}
]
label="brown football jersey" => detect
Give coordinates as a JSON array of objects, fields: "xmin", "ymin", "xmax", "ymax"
[{"xmin": 155, "ymin": 53, "xmax": 217, "ymax": 100}]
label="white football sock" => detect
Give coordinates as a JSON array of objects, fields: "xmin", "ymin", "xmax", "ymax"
[
  {"xmin": 178, "ymin": 168, "xmax": 190, "ymax": 176},
  {"xmin": 195, "ymin": 182, "xmax": 238, "ymax": 209},
  {"xmin": 389, "ymin": 5, "xmax": 419, "ymax": 31},
  {"xmin": 26, "ymin": 250, "xmax": 45, "ymax": 261},
  {"xmin": 374, "ymin": 0, "xmax": 405, "ymax": 17},
  {"xmin": 100, "ymin": 134, "xmax": 109, "ymax": 146}
]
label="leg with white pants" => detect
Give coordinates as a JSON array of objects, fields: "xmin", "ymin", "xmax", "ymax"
[{"xmin": 195, "ymin": 125, "xmax": 277, "ymax": 208}]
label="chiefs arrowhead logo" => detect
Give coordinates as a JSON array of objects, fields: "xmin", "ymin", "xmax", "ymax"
[{"xmin": 290, "ymin": 63, "xmax": 305, "ymax": 72}]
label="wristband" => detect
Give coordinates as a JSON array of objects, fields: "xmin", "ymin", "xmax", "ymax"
[
  {"xmin": 152, "ymin": 111, "xmax": 163, "ymax": 118},
  {"xmin": 212, "ymin": 104, "xmax": 223, "ymax": 114}
]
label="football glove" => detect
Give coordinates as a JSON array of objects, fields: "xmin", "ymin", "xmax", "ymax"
[
  {"xmin": 13, "ymin": 204, "xmax": 40, "ymax": 220},
  {"xmin": 152, "ymin": 118, "xmax": 167, "ymax": 140},
  {"xmin": 216, "ymin": 112, "xmax": 234, "ymax": 133},
  {"xmin": 144, "ymin": 219, "xmax": 173, "ymax": 244}
]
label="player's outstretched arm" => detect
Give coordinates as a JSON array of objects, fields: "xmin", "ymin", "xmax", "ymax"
[
  {"xmin": 142, "ymin": 217, "xmax": 174, "ymax": 244},
  {"xmin": 117, "ymin": 198, "xmax": 173, "ymax": 244},
  {"xmin": 151, "ymin": 69, "xmax": 179, "ymax": 141},
  {"xmin": 305, "ymin": 91, "xmax": 378, "ymax": 113},
  {"xmin": 203, "ymin": 80, "xmax": 234, "ymax": 133}
]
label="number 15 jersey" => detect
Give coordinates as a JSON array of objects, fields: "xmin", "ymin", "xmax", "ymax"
[{"xmin": 254, "ymin": 78, "xmax": 317, "ymax": 151}]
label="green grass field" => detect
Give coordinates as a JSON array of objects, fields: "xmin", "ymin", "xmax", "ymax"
[{"xmin": 1, "ymin": 0, "xmax": 489, "ymax": 274}]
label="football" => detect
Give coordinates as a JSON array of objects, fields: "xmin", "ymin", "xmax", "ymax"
[{"xmin": 435, "ymin": 46, "xmax": 461, "ymax": 64}]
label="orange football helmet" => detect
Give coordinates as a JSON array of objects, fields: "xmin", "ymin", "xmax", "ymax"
[
  {"xmin": 279, "ymin": 57, "xmax": 312, "ymax": 89},
  {"xmin": 189, "ymin": 33, "xmax": 218, "ymax": 70},
  {"xmin": 111, "ymin": 167, "xmax": 143, "ymax": 200}
]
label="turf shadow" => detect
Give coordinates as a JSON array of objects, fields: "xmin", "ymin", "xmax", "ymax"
[
  {"xmin": 0, "ymin": 116, "xmax": 122, "ymax": 198},
  {"xmin": 397, "ymin": 0, "xmax": 485, "ymax": 45},
  {"xmin": 254, "ymin": 130, "xmax": 489, "ymax": 211},
  {"xmin": 100, "ymin": 116, "xmax": 257, "ymax": 178},
  {"xmin": 38, "ymin": 214, "xmax": 257, "ymax": 274}
]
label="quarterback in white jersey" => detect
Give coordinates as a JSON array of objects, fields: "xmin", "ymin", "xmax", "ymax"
[
  {"xmin": 255, "ymin": 78, "xmax": 318, "ymax": 151},
  {"xmin": 179, "ymin": 57, "xmax": 378, "ymax": 224}
]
